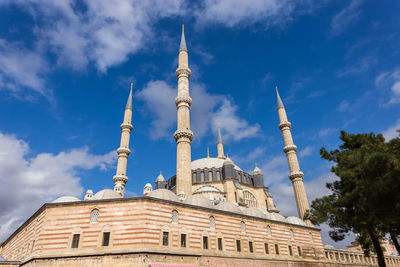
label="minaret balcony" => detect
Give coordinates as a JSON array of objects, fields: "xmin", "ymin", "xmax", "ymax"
[
  {"xmin": 120, "ymin": 123, "xmax": 133, "ymax": 131},
  {"xmin": 278, "ymin": 121, "xmax": 291, "ymax": 130},
  {"xmin": 283, "ymin": 144, "xmax": 297, "ymax": 153},
  {"xmin": 289, "ymin": 171, "xmax": 304, "ymax": 180},
  {"xmin": 174, "ymin": 129, "xmax": 194, "ymax": 141},
  {"xmin": 113, "ymin": 174, "xmax": 128, "ymax": 183},
  {"xmin": 175, "ymin": 96, "xmax": 192, "ymax": 107},
  {"xmin": 175, "ymin": 67, "xmax": 191, "ymax": 78},
  {"xmin": 117, "ymin": 147, "xmax": 131, "ymax": 156}
]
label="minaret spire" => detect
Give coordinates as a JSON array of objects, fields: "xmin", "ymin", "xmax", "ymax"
[
  {"xmin": 276, "ymin": 87, "xmax": 311, "ymax": 225},
  {"xmin": 113, "ymin": 83, "xmax": 134, "ymax": 196},
  {"xmin": 174, "ymin": 25, "xmax": 193, "ymax": 198},
  {"xmin": 217, "ymin": 125, "xmax": 225, "ymax": 159}
]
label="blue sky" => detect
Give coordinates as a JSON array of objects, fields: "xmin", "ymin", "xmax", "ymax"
[{"xmin": 0, "ymin": 0, "xmax": 399, "ymax": 248}]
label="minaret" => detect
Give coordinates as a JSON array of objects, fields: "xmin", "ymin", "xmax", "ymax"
[
  {"xmin": 276, "ymin": 87, "xmax": 312, "ymax": 225},
  {"xmin": 113, "ymin": 83, "xmax": 134, "ymax": 197},
  {"xmin": 174, "ymin": 25, "xmax": 193, "ymax": 198},
  {"xmin": 217, "ymin": 125, "xmax": 225, "ymax": 159}
]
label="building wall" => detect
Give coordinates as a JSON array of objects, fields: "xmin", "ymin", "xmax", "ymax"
[{"xmin": 1, "ymin": 198, "xmax": 323, "ymax": 263}]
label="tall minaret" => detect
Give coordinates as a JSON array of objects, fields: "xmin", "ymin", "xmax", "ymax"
[
  {"xmin": 113, "ymin": 83, "xmax": 134, "ymax": 197},
  {"xmin": 217, "ymin": 125, "xmax": 225, "ymax": 159},
  {"xmin": 174, "ymin": 25, "xmax": 193, "ymax": 198},
  {"xmin": 276, "ymin": 87, "xmax": 312, "ymax": 226}
]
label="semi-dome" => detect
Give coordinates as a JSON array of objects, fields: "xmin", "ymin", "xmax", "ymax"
[
  {"xmin": 92, "ymin": 189, "xmax": 122, "ymax": 200},
  {"xmin": 193, "ymin": 185, "xmax": 223, "ymax": 194},
  {"xmin": 52, "ymin": 196, "xmax": 80, "ymax": 203},
  {"xmin": 286, "ymin": 216, "xmax": 307, "ymax": 226},
  {"xmin": 184, "ymin": 194, "xmax": 214, "ymax": 208},
  {"xmin": 216, "ymin": 202, "xmax": 242, "ymax": 214},
  {"xmin": 191, "ymin": 157, "xmax": 242, "ymax": 171},
  {"xmin": 147, "ymin": 189, "xmax": 179, "ymax": 202}
]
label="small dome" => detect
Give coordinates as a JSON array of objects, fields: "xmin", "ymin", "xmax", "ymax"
[
  {"xmin": 92, "ymin": 189, "xmax": 122, "ymax": 200},
  {"xmin": 52, "ymin": 196, "xmax": 80, "ymax": 203},
  {"xmin": 156, "ymin": 172, "xmax": 165, "ymax": 182},
  {"xmin": 193, "ymin": 185, "xmax": 223, "ymax": 194},
  {"xmin": 241, "ymin": 207, "xmax": 265, "ymax": 218},
  {"xmin": 184, "ymin": 194, "xmax": 215, "ymax": 208},
  {"xmin": 86, "ymin": 189, "xmax": 93, "ymax": 194},
  {"xmin": 191, "ymin": 157, "xmax": 242, "ymax": 171},
  {"xmin": 223, "ymin": 156, "xmax": 234, "ymax": 165},
  {"xmin": 216, "ymin": 202, "xmax": 242, "ymax": 214},
  {"xmin": 145, "ymin": 183, "xmax": 152, "ymax": 188},
  {"xmin": 286, "ymin": 216, "xmax": 307, "ymax": 226},
  {"xmin": 147, "ymin": 189, "xmax": 179, "ymax": 202},
  {"xmin": 253, "ymin": 164, "xmax": 263, "ymax": 175},
  {"xmin": 269, "ymin": 212, "xmax": 287, "ymax": 222}
]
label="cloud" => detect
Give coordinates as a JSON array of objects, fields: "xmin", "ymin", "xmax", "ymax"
[
  {"xmin": 298, "ymin": 146, "xmax": 313, "ymax": 158},
  {"xmin": 337, "ymin": 100, "xmax": 350, "ymax": 111},
  {"xmin": 330, "ymin": 0, "xmax": 363, "ymax": 36},
  {"xmin": 0, "ymin": 132, "xmax": 116, "ymax": 241},
  {"xmin": 318, "ymin": 127, "xmax": 336, "ymax": 137},
  {"xmin": 382, "ymin": 119, "xmax": 400, "ymax": 141},
  {"xmin": 375, "ymin": 68, "xmax": 400, "ymax": 105},
  {"xmin": 337, "ymin": 56, "xmax": 377, "ymax": 77},
  {"xmin": 261, "ymin": 155, "xmax": 288, "ymax": 185},
  {"xmin": 136, "ymin": 80, "xmax": 260, "ymax": 142},
  {"xmin": 194, "ymin": 0, "xmax": 316, "ymax": 29},
  {"xmin": 0, "ymin": 39, "xmax": 49, "ymax": 98}
]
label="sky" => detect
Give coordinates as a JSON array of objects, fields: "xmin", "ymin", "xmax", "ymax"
[{"xmin": 0, "ymin": 0, "xmax": 399, "ymax": 249}]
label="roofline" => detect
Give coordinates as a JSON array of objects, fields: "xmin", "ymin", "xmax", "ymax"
[{"xmin": 0, "ymin": 196, "xmax": 319, "ymax": 248}]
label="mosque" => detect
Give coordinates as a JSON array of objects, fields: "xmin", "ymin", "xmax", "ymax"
[{"xmin": 1, "ymin": 27, "xmax": 399, "ymax": 267}]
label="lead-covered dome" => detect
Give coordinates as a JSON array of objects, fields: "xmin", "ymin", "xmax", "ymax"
[
  {"xmin": 52, "ymin": 196, "xmax": 80, "ymax": 203},
  {"xmin": 191, "ymin": 157, "xmax": 242, "ymax": 171},
  {"xmin": 286, "ymin": 216, "xmax": 307, "ymax": 226},
  {"xmin": 216, "ymin": 202, "xmax": 242, "ymax": 214},
  {"xmin": 184, "ymin": 194, "xmax": 214, "ymax": 208},
  {"xmin": 93, "ymin": 189, "xmax": 122, "ymax": 200},
  {"xmin": 147, "ymin": 189, "xmax": 179, "ymax": 202}
]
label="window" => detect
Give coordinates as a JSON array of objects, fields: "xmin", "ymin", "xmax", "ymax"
[
  {"xmin": 288, "ymin": 245, "xmax": 293, "ymax": 256},
  {"xmin": 102, "ymin": 232, "xmax": 110, "ymax": 246},
  {"xmin": 90, "ymin": 209, "xmax": 99, "ymax": 222},
  {"xmin": 243, "ymin": 191, "xmax": 257, "ymax": 207},
  {"xmin": 203, "ymin": 236, "xmax": 208, "ymax": 249},
  {"xmin": 267, "ymin": 225, "xmax": 272, "ymax": 237},
  {"xmin": 218, "ymin": 238, "xmax": 223, "ymax": 251},
  {"xmin": 192, "ymin": 172, "xmax": 196, "ymax": 183},
  {"xmin": 235, "ymin": 192, "xmax": 238, "ymax": 202},
  {"xmin": 172, "ymin": 210, "xmax": 178, "ymax": 223},
  {"xmin": 216, "ymin": 171, "xmax": 221, "ymax": 181},
  {"xmin": 264, "ymin": 243, "xmax": 269, "ymax": 254},
  {"xmin": 236, "ymin": 240, "xmax": 241, "ymax": 252},
  {"xmin": 210, "ymin": 216, "xmax": 215, "ymax": 229},
  {"xmin": 31, "ymin": 240, "xmax": 35, "ymax": 252},
  {"xmin": 265, "ymin": 200, "xmax": 269, "ymax": 210},
  {"xmin": 208, "ymin": 171, "xmax": 212, "ymax": 181},
  {"xmin": 71, "ymin": 234, "xmax": 80, "ymax": 248},
  {"xmin": 181, "ymin": 234, "xmax": 186, "ymax": 247},
  {"xmin": 249, "ymin": 241, "xmax": 253, "ymax": 253},
  {"xmin": 309, "ymin": 232, "xmax": 313, "ymax": 242},
  {"xmin": 240, "ymin": 221, "xmax": 245, "ymax": 233},
  {"xmin": 290, "ymin": 229, "xmax": 294, "ymax": 240},
  {"xmin": 200, "ymin": 172, "xmax": 205, "ymax": 182},
  {"xmin": 162, "ymin": 232, "xmax": 169, "ymax": 246},
  {"xmin": 275, "ymin": 244, "xmax": 279, "ymax": 255},
  {"xmin": 297, "ymin": 246, "xmax": 302, "ymax": 256}
]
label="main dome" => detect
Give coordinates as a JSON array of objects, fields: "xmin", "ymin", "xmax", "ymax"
[{"xmin": 191, "ymin": 157, "xmax": 242, "ymax": 171}]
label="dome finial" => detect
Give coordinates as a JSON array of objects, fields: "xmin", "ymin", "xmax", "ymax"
[
  {"xmin": 207, "ymin": 147, "xmax": 210, "ymax": 158},
  {"xmin": 182, "ymin": 24, "xmax": 184, "ymax": 32}
]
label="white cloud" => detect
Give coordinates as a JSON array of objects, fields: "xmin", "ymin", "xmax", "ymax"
[
  {"xmin": 318, "ymin": 127, "xmax": 336, "ymax": 137},
  {"xmin": 337, "ymin": 100, "xmax": 350, "ymax": 111},
  {"xmin": 337, "ymin": 56, "xmax": 377, "ymax": 77},
  {"xmin": 330, "ymin": 0, "xmax": 363, "ymax": 36},
  {"xmin": 298, "ymin": 146, "xmax": 313, "ymax": 158},
  {"xmin": 261, "ymin": 155, "xmax": 288, "ymax": 185},
  {"xmin": 0, "ymin": 39, "xmax": 49, "ymax": 97},
  {"xmin": 136, "ymin": 80, "xmax": 260, "ymax": 142},
  {"xmin": 375, "ymin": 68, "xmax": 400, "ymax": 105},
  {"xmin": 0, "ymin": 132, "xmax": 116, "ymax": 241},
  {"xmin": 382, "ymin": 119, "xmax": 400, "ymax": 141}
]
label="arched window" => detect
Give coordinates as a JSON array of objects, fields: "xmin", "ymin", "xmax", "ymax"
[
  {"xmin": 90, "ymin": 208, "xmax": 99, "ymax": 222},
  {"xmin": 200, "ymin": 172, "xmax": 205, "ymax": 182},
  {"xmin": 210, "ymin": 216, "xmax": 215, "ymax": 229},
  {"xmin": 172, "ymin": 210, "xmax": 179, "ymax": 224},
  {"xmin": 267, "ymin": 225, "xmax": 272, "ymax": 237},
  {"xmin": 309, "ymin": 232, "xmax": 313, "ymax": 243},
  {"xmin": 216, "ymin": 171, "xmax": 221, "ymax": 180},
  {"xmin": 290, "ymin": 229, "xmax": 294, "ymax": 240},
  {"xmin": 243, "ymin": 190, "xmax": 257, "ymax": 208},
  {"xmin": 240, "ymin": 221, "xmax": 245, "ymax": 233}
]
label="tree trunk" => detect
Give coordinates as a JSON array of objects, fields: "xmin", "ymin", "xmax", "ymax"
[
  {"xmin": 390, "ymin": 231, "xmax": 400, "ymax": 255},
  {"xmin": 368, "ymin": 227, "xmax": 386, "ymax": 267}
]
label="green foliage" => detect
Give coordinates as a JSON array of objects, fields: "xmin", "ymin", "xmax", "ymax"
[{"xmin": 305, "ymin": 130, "xmax": 400, "ymax": 267}]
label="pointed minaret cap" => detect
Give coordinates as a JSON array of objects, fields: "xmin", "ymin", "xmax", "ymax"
[
  {"xmin": 207, "ymin": 147, "xmax": 210, "ymax": 158},
  {"xmin": 223, "ymin": 154, "xmax": 234, "ymax": 165},
  {"xmin": 276, "ymin": 86, "xmax": 284, "ymax": 109},
  {"xmin": 253, "ymin": 164, "xmax": 263, "ymax": 175},
  {"xmin": 156, "ymin": 171, "xmax": 165, "ymax": 182},
  {"xmin": 217, "ymin": 124, "xmax": 223, "ymax": 144},
  {"xmin": 179, "ymin": 24, "xmax": 187, "ymax": 52},
  {"xmin": 125, "ymin": 83, "xmax": 133, "ymax": 110}
]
